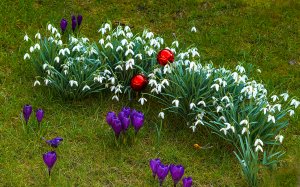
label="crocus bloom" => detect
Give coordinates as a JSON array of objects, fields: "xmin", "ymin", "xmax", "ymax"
[
  {"xmin": 72, "ymin": 18, "xmax": 77, "ymax": 32},
  {"xmin": 111, "ymin": 117, "xmax": 122, "ymax": 138},
  {"xmin": 170, "ymin": 164, "xmax": 185, "ymax": 186},
  {"xmin": 23, "ymin": 104, "xmax": 32, "ymax": 124},
  {"xmin": 71, "ymin": 15, "xmax": 76, "ymax": 21},
  {"xmin": 182, "ymin": 177, "xmax": 193, "ymax": 187},
  {"xmin": 60, "ymin": 19, "xmax": 67, "ymax": 33},
  {"xmin": 118, "ymin": 111, "xmax": 130, "ymax": 132},
  {"xmin": 156, "ymin": 163, "xmax": 169, "ymax": 186},
  {"xmin": 149, "ymin": 158, "xmax": 161, "ymax": 178},
  {"xmin": 131, "ymin": 110, "xmax": 144, "ymax": 133},
  {"xmin": 121, "ymin": 107, "xmax": 131, "ymax": 116},
  {"xmin": 36, "ymin": 109, "xmax": 44, "ymax": 124},
  {"xmin": 46, "ymin": 137, "xmax": 63, "ymax": 148},
  {"xmin": 77, "ymin": 15, "xmax": 83, "ymax": 27},
  {"xmin": 106, "ymin": 112, "xmax": 116, "ymax": 126},
  {"xmin": 43, "ymin": 151, "xmax": 57, "ymax": 176}
]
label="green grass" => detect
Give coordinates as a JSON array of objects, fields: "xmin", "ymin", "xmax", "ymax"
[{"xmin": 0, "ymin": 0, "xmax": 299, "ymax": 186}]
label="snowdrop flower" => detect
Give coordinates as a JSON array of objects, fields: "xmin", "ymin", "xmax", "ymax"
[
  {"xmin": 51, "ymin": 27, "xmax": 57, "ymax": 34},
  {"xmin": 44, "ymin": 79, "xmax": 51, "ymax": 85},
  {"xmin": 190, "ymin": 125, "xmax": 197, "ymax": 132},
  {"xmin": 220, "ymin": 128, "xmax": 228, "ymax": 135},
  {"xmin": 112, "ymin": 95, "xmax": 119, "ymax": 101},
  {"xmin": 260, "ymin": 107, "xmax": 268, "ymax": 115},
  {"xmin": 135, "ymin": 53, "xmax": 142, "ymax": 60},
  {"xmin": 33, "ymin": 80, "xmax": 41, "ymax": 86},
  {"xmin": 161, "ymin": 79, "xmax": 169, "ymax": 87},
  {"xmin": 55, "ymin": 32, "xmax": 61, "ymax": 39},
  {"xmin": 82, "ymin": 85, "xmax": 90, "ymax": 91},
  {"xmin": 273, "ymin": 104, "xmax": 281, "ymax": 112},
  {"xmin": 81, "ymin": 37, "xmax": 89, "ymax": 43},
  {"xmin": 197, "ymin": 101, "xmax": 206, "ymax": 107},
  {"xmin": 211, "ymin": 84, "xmax": 219, "ymax": 92},
  {"xmin": 24, "ymin": 53, "xmax": 30, "ymax": 60},
  {"xmin": 288, "ymin": 109, "xmax": 295, "ymax": 116},
  {"xmin": 190, "ymin": 103, "xmax": 196, "ymax": 110},
  {"xmin": 257, "ymin": 69, "xmax": 261, "ymax": 73},
  {"xmin": 105, "ymin": 43, "xmax": 113, "ymax": 49},
  {"xmin": 241, "ymin": 126, "xmax": 250, "ymax": 135},
  {"xmin": 35, "ymin": 33, "xmax": 41, "ymax": 39},
  {"xmin": 47, "ymin": 24, "xmax": 52, "ymax": 31},
  {"xmin": 24, "ymin": 34, "xmax": 29, "ymax": 41},
  {"xmin": 145, "ymin": 32, "xmax": 154, "ymax": 39},
  {"xmin": 106, "ymin": 35, "xmax": 111, "ymax": 41},
  {"xmin": 271, "ymin": 95, "xmax": 279, "ymax": 102},
  {"xmin": 236, "ymin": 65, "xmax": 246, "ymax": 74},
  {"xmin": 216, "ymin": 106, "xmax": 223, "ymax": 113},
  {"xmin": 69, "ymin": 80, "xmax": 78, "ymax": 87},
  {"xmin": 99, "ymin": 39, "xmax": 104, "ymax": 45},
  {"xmin": 254, "ymin": 139, "xmax": 264, "ymax": 146},
  {"xmin": 54, "ymin": 56, "xmax": 59, "ymax": 63},
  {"xmin": 124, "ymin": 26, "xmax": 131, "ymax": 32},
  {"xmin": 275, "ymin": 135, "xmax": 284, "ymax": 143},
  {"xmin": 125, "ymin": 58, "xmax": 134, "ymax": 70},
  {"xmin": 43, "ymin": 64, "xmax": 48, "ymax": 70},
  {"xmin": 104, "ymin": 23, "xmax": 111, "ymax": 31},
  {"xmin": 280, "ymin": 93, "xmax": 289, "ymax": 101},
  {"xmin": 30, "ymin": 46, "xmax": 34, "ymax": 53},
  {"xmin": 138, "ymin": 97, "xmax": 147, "ymax": 105},
  {"xmin": 221, "ymin": 96, "xmax": 230, "ymax": 103},
  {"xmin": 149, "ymin": 79, "xmax": 157, "ymax": 87},
  {"xmin": 267, "ymin": 115, "xmax": 275, "ymax": 123},
  {"xmin": 290, "ymin": 99, "xmax": 300, "ymax": 108},
  {"xmin": 225, "ymin": 123, "xmax": 235, "ymax": 133},
  {"xmin": 172, "ymin": 41, "xmax": 179, "ymax": 48},
  {"xmin": 115, "ymin": 65, "xmax": 123, "ymax": 70},
  {"xmin": 240, "ymin": 119, "xmax": 249, "ymax": 126},
  {"xmin": 255, "ymin": 145, "xmax": 263, "ymax": 152},
  {"xmin": 116, "ymin": 46, "xmax": 123, "ymax": 52},
  {"xmin": 158, "ymin": 112, "xmax": 165, "ymax": 119},
  {"xmin": 57, "ymin": 40, "xmax": 63, "ymax": 46},
  {"xmin": 191, "ymin": 26, "xmax": 197, "ymax": 32},
  {"xmin": 190, "ymin": 48, "xmax": 200, "ymax": 57},
  {"xmin": 125, "ymin": 49, "xmax": 134, "ymax": 56},
  {"xmin": 108, "ymin": 77, "xmax": 115, "ymax": 84},
  {"xmin": 163, "ymin": 64, "xmax": 171, "ymax": 74},
  {"xmin": 172, "ymin": 99, "xmax": 179, "ymax": 107},
  {"xmin": 151, "ymin": 88, "xmax": 159, "ymax": 94}
]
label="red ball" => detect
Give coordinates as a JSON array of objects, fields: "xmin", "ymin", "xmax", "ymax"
[
  {"xmin": 130, "ymin": 74, "xmax": 148, "ymax": 92},
  {"xmin": 157, "ymin": 49, "xmax": 175, "ymax": 66}
]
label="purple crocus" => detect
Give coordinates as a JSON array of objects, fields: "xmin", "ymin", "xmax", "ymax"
[
  {"xmin": 121, "ymin": 107, "xmax": 131, "ymax": 116},
  {"xmin": 23, "ymin": 104, "xmax": 32, "ymax": 124},
  {"xmin": 157, "ymin": 163, "xmax": 169, "ymax": 186},
  {"xmin": 170, "ymin": 164, "xmax": 185, "ymax": 186},
  {"xmin": 118, "ymin": 111, "xmax": 130, "ymax": 132},
  {"xmin": 36, "ymin": 109, "xmax": 44, "ymax": 124},
  {"xmin": 149, "ymin": 158, "xmax": 161, "ymax": 178},
  {"xmin": 106, "ymin": 112, "xmax": 116, "ymax": 126},
  {"xmin": 71, "ymin": 15, "xmax": 76, "ymax": 21},
  {"xmin": 72, "ymin": 18, "xmax": 77, "ymax": 32},
  {"xmin": 111, "ymin": 117, "xmax": 122, "ymax": 138},
  {"xmin": 46, "ymin": 137, "xmax": 63, "ymax": 148},
  {"xmin": 77, "ymin": 15, "xmax": 83, "ymax": 27},
  {"xmin": 60, "ymin": 18, "xmax": 68, "ymax": 33},
  {"xmin": 131, "ymin": 110, "xmax": 144, "ymax": 133},
  {"xmin": 43, "ymin": 151, "xmax": 57, "ymax": 176},
  {"xmin": 182, "ymin": 177, "xmax": 193, "ymax": 187}
]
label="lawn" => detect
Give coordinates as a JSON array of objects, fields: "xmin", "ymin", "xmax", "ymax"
[{"xmin": 0, "ymin": 0, "xmax": 299, "ymax": 186}]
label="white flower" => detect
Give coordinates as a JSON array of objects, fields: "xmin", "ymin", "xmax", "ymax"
[
  {"xmin": 138, "ymin": 97, "xmax": 147, "ymax": 105},
  {"xmin": 125, "ymin": 58, "xmax": 135, "ymax": 70},
  {"xmin": 158, "ymin": 112, "xmax": 165, "ymax": 119},
  {"xmin": 33, "ymin": 80, "xmax": 41, "ymax": 86},
  {"xmin": 34, "ymin": 33, "xmax": 41, "ymax": 39},
  {"xmin": 99, "ymin": 39, "xmax": 105, "ymax": 45},
  {"xmin": 24, "ymin": 34, "xmax": 29, "ymax": 41},
  {"xmin": 267, "ymin": 115, "xmax": 275, "ymax": 123},
  {"xmin": 219, "ymin": 116, "xmax": 226, "ymax": 122},
  {"xmin": 149, "ymin": 79, "xmax": 157, "ymax": 87},
  {"xmin": 240, "ymin": 119, "xmax": 249, "ymax": 126},
  {"xmin": 172, "ymin": 41, "xmax": 179, "ymax": 48},
  {"xmin": 146, "ymin": 32, "xmax": 154, "ymax": 39},
  {"xmin": 57, "ymin": 40, "xmax": 63, "ymax": 46},
  {"xmin": 53, "ymin": 56, "xmax": 59, "ymax": 63},
  {"xmin": 106, "ymin": 35, "xmax": 111, "ymax": 41},
  {"xmin": 290, "ymin": 99, "xmax": 300, "ymax": 108},
  {"xmin": 280, "ymin": 93, "xmax": 289, "ymax": 101},
  {"xmin": 255, "ymin": 145, "xmax": 263, "ymax": 152},
  {"xmin": 275, "ymin": 135, "xmax": 284, "ymax": 143},
  {"xmin": 51, "ymin": 27, "xmax": 57, "ymax": 34},
  {"xmin": 115, "ymin": 65, "xmax": 123, "ymax": 70},
  {"xmin": 112, "ymin": 95, "xmax": 119, "ymax": 101},
  {"xmin": 29, "ymin": 46, "xmax": 34, "ymax": 53},
  {"xmin": 216, "ymin": 106, "xmax": 223, "ymax": 113},
  {"xmin": 161, "ymin": 79, "xmax": 169, "ymax": 87},
  {"xmin": 220, "ymin": 128, "xmax": 227, "ymax": 135},
  {"xmin": 104, "ymin": 23, "xmax": 111, "ymax": 30},
  {"xmin": 69, "ymin": 80, "xmax": 78, "ymax": 87},
  {"xmin": 224, "ymin": 123, "xmax": 235, "ymax": 133},
  {"xmin": 82, "ymin": 85, "xmax": 90, "ymax": 91},
  {"xmin": 271, "ymin": 95, "xmax": 279, "ymax": 102},
  {"xmin": 221, "ymin": 96, "xmax": 230, "ymax": 103},
  {"xmin": 273, "ymin": 104, "xmax": 281, "ymax": 112},
  {"xmin": 254, "ymin": 139, "xmax": 264, "ymax": 146},
  {"xmin": 260, "ymin": 108, "xmax": 268, "ymax": 115},
  {"xmin": 289, "ymin": 109, "xmax": 295, "ymax": 116},
  {"xmin": 211, "ymin": 84, "xmax": 219, "ymax": 92},
  {"xmin": 236, "ymin": 65, "xmax": 246, "ymax": 74},
  {"xmin": 241, "ymin": 127, "xmax": 250, "ymax": 135},
  {"xmin": 190, "ymin": 125, "xmax": 197, "ymax": 132},
  {"xmin": 125, "ymin": 49, "xmax": 134, "ymax": 56},
  {"xmin": 42, "ymin": 64, "xmax": 48, "ymax": 70},
  {"xmin": 197, "ymin": 101, "xmax": 206, "ymax": 107},
  {"xmin": 135, "ymin": 53, "xmax": 143, "ymax": 60},
  {"xmin": 116, "ymin": 46, "xmax": 123, "ymax": 52},
  {"xmin": 191, "ymin": 26, "xmax": 197, "ymax": 32},
  {"xmin": 55, "ymin": 32, "xmax": 61, "ymax": 38},
  {"xmin": 24, "ymin": 53, "xmax": 30, "ymax": 60},
  {"xmin": 44, "ymin": 79, "xmax": 51, "ymax": 85},
  {"xmin": 172, "ymin": 99, "xmax": 179, "ymax": 107},
  {"xmin": 105, "ymin": 42, "xmax": 113, "ymax": 49},
  {"xmin": 190, "ymin": 103, "xmax": 196, "ymax": 110},
  {"xmin": 121, "ymin": 39, "xmax": 128, "ymax": 46},
  {"xmin": 257, "ymin": 69, "xmax": 261, "ymax": 73}
]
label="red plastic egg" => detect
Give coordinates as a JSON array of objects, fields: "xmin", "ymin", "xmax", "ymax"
[
  {"xmin": 130, "ymin": 74, "xmax": 148, "ymax": 92},
  {"xmin": 157, "ymin": 49, "xmax": 175, "ymax": 66}
]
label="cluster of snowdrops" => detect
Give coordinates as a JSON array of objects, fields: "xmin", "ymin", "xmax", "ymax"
[{"xmin": 22, "ymin": 16, "xmax": 299, "ymax": 186}]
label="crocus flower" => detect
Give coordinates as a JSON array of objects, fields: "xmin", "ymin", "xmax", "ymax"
[
  {"xmin": 71, "ymin": 15, "xmax": 76, "ymax": 21},
  {"xmin": 106, "ymin": 111, "xmax": 116, "ymax": 126},
  {"xmin": 43, "ymin": 151, "xmax": 57, "ymax": 176},
  {"xmin": 111, "ymin": 117, "xmax": 122, "ymax": 138},
  {"xmin": 23, "ymin": 104, "xmax": 32, "ymax": 124},
  {"xmin": 60, "ymin": 18, "xmax": 67, "ymax": 33},
  {"xmin": 36, "ymin": 109, "xmax": 44, "ymax": 124},
  {"xmin": 182, "ymin": 177, "xmax": 193, "ymax": 187},
  {"xmin": 72, "ymin": 18, "xmax": 77, "ymax": 32},
  {"xmin": 46, "ymin": 137, "xmax": 63, "ymax": 148},
  {"xmin": 149, "ymin": 158, "xmax": 161, "ymax": 178},
  {"xmin": 170, "ymin": 164, "xmax": 185, "ymax": 186},
  {"xmin": 131, "ymin": 110, "xmax": 144, "ymax": 133},
  {"xmin": 121, "ymin": 107, "xmax": 131, "ymax": 116},
  {"xmin": 157, "ymin": 163, "xmax": 169, "ymax": 186},
  {"xmin": 77, "ymin": 15, "xmax": 83, "ymax": 27},
  {"xmin": 118, "ymin": 111, "xmax": 130, "ymax": 132}
]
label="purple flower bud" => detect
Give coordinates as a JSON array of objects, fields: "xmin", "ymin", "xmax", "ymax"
[
  {"xmin": 23, "ymin": 104, "xmax": 32, "ymax": 124},
  {"xmin": 170, "ymin": 164, "xmax": 185, "ymax": 185},
  {"xmin": 111, "ymin": 117, "xmax": 122, "ymax": 138},
  {"xmin": 121, "ymin": 107, "xmax": 131, "ymax": 116},
  {"xmin": 60, "ymin": 18, "xmax": 68, "ymax": 33},
  {"xmin": 131, "ymin": 110, "xmax": 144, "ymax": 133},
  {"xmin": 46, "ymin": 137, "xmax": 63, "ymax": 148},
  {"xmin": 72, "ymin": 18, "xmax": 77, "ymax": 32},
  {"xmin": 118, "ymin": 111, "xmax": 130, "ymax": 132},
  {"xmin": 77, "ymin": 15, "xmax": 83, "ymax": 27},
  {"xmin": 36, "ymin": 109, "xmax": 44, "ymax": 123},
  {"xmin": 149, "ymin": 158, "xmax": 161, "ymax": 178},
  {"xmin": 156, "ymin": 163, "xmax": 169, "ymax": 185},
  {"xmin": 71, "ymin": 15, "xmax": 76, "ymax": 21},
  {"xmin": 106, "ymin": 112, "xmax": 116, "ymax": 126},
  {"xmin": 182, "ymin": 177, "xmax": 193, "ymax": 187},
  {"xmin": 43, "ymin": 151, "xmax": 57, "ymax": 176}
]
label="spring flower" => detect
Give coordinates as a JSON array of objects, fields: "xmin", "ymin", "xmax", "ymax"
[
  {"xmin": 118, "ymin": 111, "xmax": 130, "ymax": 132},
  {"xmin": 35, "ymin": 33, "xmax": 41, "ymax": 39},
  {"xmin": 60, "ymin": 19, "xmax": 67, "ymax": 33},
  {"xmin": 72, "ymin": 18, "xmax": 77, "ymax": 32},
  {"xmin": 131, "ymin": 110, "xmax": 144, "ymax": 133},
  {"xmin": 290, "ymin": 99, "xmax": 300, "ymax": 108},
  {"xmin": 170, "ymin": 164, "xmax": 185, "ymax": 186},
  {"xmin": 211, "ymin": 84, "xmax": 219, "ymax": 92},
  {"xmin": 288, "ymin": 109, "xmax": 295, "ymax": 116},
  {"xmin": 24, "ymin": 34, "xmax": 29, "ymax": 41},
  {"xmin": 111, "ymin": 117, "xmax": 122, "ymax": 138},
  {"xmin": 69, "ymin": 80, "xmax": 78, "ymax": 87},
  {"xmin": 189, "ymin": 103, "xmax": 196, "ymax": 110},
  {"xmin": 77, "ymin": 15, "xmax": 83, "ymax": 27},
  {"xmin": 158, "ymin": 112, "xmax": 165, "ymax": 119},
  {"xmin": 138, "ymin": 97, "xmax": 147, "ymax": 105},
  {"xmin": 24, "ymin": 53, "xmax": 30, "ymax": 60},
  {"xmin": 34, "ymin": 43, "xmax": 40, "ymax": 50},
  {"xmin": 46, "ymin": 137, "xmax": 63, "ymax": 148},
  {"xmin": 156, "ymin": 163, "xmax": 169, "ymax": 186},
  {"xmin": 149, "ymin": 158, "xmax": 161, "ymax": 178},
  {"xmin": 43, "ymin": 151, "xmax": 57, "ymax": 176},
  {"xmin": 267, "ymin": 115, "xmax": 275, "ymax": 123},
  {"xmin": 112, "ymin": 95, "xmax": 119, "ymax": 101},
  {"xmin": 182, "ymin": 177, "xmax": 193, "ymax": 187},
  {"xmin": 271, "ymin": 95, "xmax": 279, "ymax": 102},
  {"xmin": 33, "ymin": 80, "xmax": 40, "ymax": 86},
  {"xmin": 254, "ymin": 139, "xmax": 264, "ymax": 146},
  {"xmin": 105, "ymin": 42, "xmax": 113, "ymax": 49},
  {"xmin": 172, "ymin": 99, "xmax": 179, "ymax": 107},
  {"xmin": 36, "ymin": 109, "xmax": 44, "ymax": 124},
  {"xmin": 106, "ymin": 112, "xmax": 116, "ymax": 126},
  {"xmin": 23, "ymin": 104, "xmax": 32, "ymax": 124},
  {"xmin": 255, "ymin": 145, "xmax": 263, "ymax": 152},
  {"xmin": 240, "ymin": 119, "xmax": 249, "ymax": 126},
  {"xmin": 275, "ymin": 135, "xmax": 284, "ymax": 143},
  {"xmin": 280, "ymin": 93, "xmax": 289, "ymax": 101},
  {"xmin": 191, "ymin": 26, "xmax": 197, "ymax": 32}
]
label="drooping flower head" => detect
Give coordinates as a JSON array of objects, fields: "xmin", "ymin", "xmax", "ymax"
[
  {"xmin": 60, "ymin": 18, "xmax": 68, "ymax": 33},
  {"xmin": 36, "ymin": 109, "xmax": 44, "ymax": 124},
  {"xmin": 23, "ymin": 104, "xmax": 32, "ymax": 124},
  {"xmin": 118, "ymin": 111, "xmax": 130, "ymax": 132},
  {"xmin": 149, "ymin": 158, "xmax": 161, "ymax": 178},
  {"xmin": 182, "ymin": 177, "xmax": 193, "ymax": 187},
  {"xmin": 111, "ymin": 117, "xmax": 122, "ymax": 138},
  {"xmin": 170, "ymin": 164, "xmax": 185, "ymax": 185},
  {"xmin": 130, "ymin": 110, "xmax": 144, "ymax": 133},
  {"xmin": 106, "ymin": 111, "xmax": 116, "ymax": 126},
  {"xmin": 43, "ymin": 151, "xmax": 57, "ymax": 176},
  {"xmin": 77, "ymin": 15, "xmax": 83, "ymax": 27},
  {"xmin": 156, "ymin": 163, "xmax": 169, "ymax": 185},
  {"xmin": 46, "ymin": 137, "xmax": 63, "ymax": 148}
]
